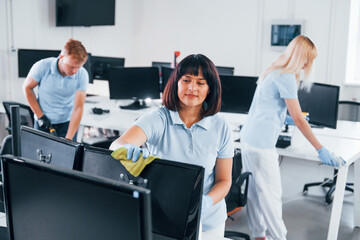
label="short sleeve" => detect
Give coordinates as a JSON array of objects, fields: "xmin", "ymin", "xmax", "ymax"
[
  {"xmin": 135, "ymin": 108, "xmax": 166, "ymax": 144},
  {"xmin": 217, "ymin": 118, "xmax": 234, "ymax": 159},
  {"xmin": 276, "ymin": 73, "xmax": 298, "ymax": 99},
  {"xmin": 28, "ymin": 60, "xmax": 45, "ymax": 82},
  {"xmin": 77, "ymin": 68, "xmax": 89, "ymax": 91}
]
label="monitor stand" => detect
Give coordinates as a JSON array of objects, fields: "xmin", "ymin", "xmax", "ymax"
[{"xmin": 119, "ymin": 99, "xmax": 148, "ymax": 110}]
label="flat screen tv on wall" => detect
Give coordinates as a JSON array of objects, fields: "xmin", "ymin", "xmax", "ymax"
[{"xmin": 56, "ymin": 0, "xmax": 115, "ymax": 27}]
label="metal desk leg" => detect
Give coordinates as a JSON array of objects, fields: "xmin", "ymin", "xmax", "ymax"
[
  {"xmin": 327, "ymin": 165, "xmax": 348, "ymax": 240},
  {"xmin": 354, "ymin": 158, "xmax": 360, "ymax": 227}
]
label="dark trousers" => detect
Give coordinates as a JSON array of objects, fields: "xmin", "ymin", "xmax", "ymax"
[{"xmin": 34, "ymin": 121, "xmax": 77, "ymax": 140}]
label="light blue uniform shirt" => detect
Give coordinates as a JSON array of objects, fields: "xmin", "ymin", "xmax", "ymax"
[
  {"xmin": 240, "ymin": 69, "xmax": 298, "ymax": 149},
  {"xmin": 29, "ymin": 57, "xmax": 88, "ymax": 124},
  {"xmin": 135, "ymin": 106, "xmax": 234, "ymax": 231}
]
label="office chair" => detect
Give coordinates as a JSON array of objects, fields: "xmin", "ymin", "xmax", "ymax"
[
  {"xmin": 0, "ymin": 135, "xmax": 12, "ymax": 213},
  {"xmin": 224, "ymin": 149, "xmax": 251, "ymax": 240},
  {"xmin": 303, "ymin": 101, "xmax": 360, "ymax": 204},
  {"xmin": 2, "ymin": 101, "xmax": 34, "ymax": 134},
  {"xmin": 0, "ymin": 135, "xmax": 12, "ymax": 240},
  {"xmin": 216, "ymin": 66, "xmax": 235, "ymax": 75},
  {"xmin": 337, "ymin": 100, "xmax": 360, "ymax": 122}
]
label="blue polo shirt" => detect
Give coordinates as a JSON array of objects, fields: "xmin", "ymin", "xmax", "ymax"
[
  {"xmin": 240, "ymin": 69, "xmax": 298, "ymax": 148},
  {"xmin": 135, "ymin": 106, "xmax": 234, "ymax": 231},
  {"xmin": 29, "ymin": 57, "xmax": 88, "ymax": 124}
]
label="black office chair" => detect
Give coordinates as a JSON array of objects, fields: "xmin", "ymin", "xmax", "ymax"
[
  {"xmin": 0, "ymin": 135, "xmax": 12, "ymax": 213},
  {"xmin": 216, "ymin": 66, "xmax": 235, "ymax": 75},
  {"xmin": 224, "ymin": 149, "xmax": 251, "ymax": 240},
  {"xmin": 303, "ymin": 101, "xmax": 360, "ymax": 204},
  {"xmin": 337, "ymin": 100, "xmax": 360, "ymax": 122},
  {"xmin": 0, "ymin": 135, "xmax": 12, "ymax": 240},
  {"xmin": 2, "ymin": 101, "xmax": 34, "ymax": 134}
]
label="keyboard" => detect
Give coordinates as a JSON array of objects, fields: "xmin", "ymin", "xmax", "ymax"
[{"xmin": 276, "ymin": 135, "xmax": 291, "ymax": 148}]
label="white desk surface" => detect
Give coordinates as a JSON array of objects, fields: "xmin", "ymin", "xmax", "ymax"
[
  {"xmin": 81, "ymin": 96, "xmax": 360, "ymax": 240},
  {"xmin": 81, "ymin": 96, "xmax": 161, "ymax": 133}
]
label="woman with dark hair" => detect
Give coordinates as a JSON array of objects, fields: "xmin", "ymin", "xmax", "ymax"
[{"xmin": 110, "ymin": 54, "xmax": 234, "ymax": 238}]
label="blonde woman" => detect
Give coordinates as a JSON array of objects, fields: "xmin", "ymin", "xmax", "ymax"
[{"xmin": 240, "ymin": 35, "xmax": 340, "ymax": 240}]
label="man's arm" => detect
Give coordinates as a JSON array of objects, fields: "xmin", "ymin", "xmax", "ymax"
[
  {"xmin": 23, "ymin": 76, "xmax": 43, "ymax": 118},
  {"xmin": 66, "ymin": 90, "xmax": 86, "ymax": 140}
]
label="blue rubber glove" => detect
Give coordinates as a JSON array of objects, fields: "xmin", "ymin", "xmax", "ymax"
[
  {"xmin": 317, "ymin": 147, "xmax": 339, "ymax": 167},
  {"xmin": 123, "ymin": 144, "xmax": 149, "ymax": 163},
  {"xmin": 284, "ymin": 114, "xmax": 309, "ymax": 125},
  {"xmin": 284, "ymin": 115, "xmax": 295, "ymax": 125},
  {"xmin": 201, "ymin": 194, "xmax": 213, "ymax": 216}
]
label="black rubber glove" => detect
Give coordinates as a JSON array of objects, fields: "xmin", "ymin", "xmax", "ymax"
[{"xmin": 38, "ymin": 115, "xmax": 51, "ymax": 129}]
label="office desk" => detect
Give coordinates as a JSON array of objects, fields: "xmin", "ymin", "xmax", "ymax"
[
  {"xmin": 79, "ymin": 96, "xmax": 161, "ymax": 142},
  {"xmin": 81, "ymin": 100, "xmax": 360, "ymax": 240},
  {"xmin": 234, "ymin": 126, "xmax": 360, "ymax": 240}
]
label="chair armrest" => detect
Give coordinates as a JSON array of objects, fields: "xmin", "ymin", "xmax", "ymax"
[{"xmin": 234, "ymin": 171, "xmax": 251, "ymax": 206}]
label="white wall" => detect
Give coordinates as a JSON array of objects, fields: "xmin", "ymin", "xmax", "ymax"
[{"xmin": 0, "ymin": 0, "xmax": 357, "ymax": 104}]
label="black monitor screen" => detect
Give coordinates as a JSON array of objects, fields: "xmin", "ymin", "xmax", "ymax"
[
  {"xmin": 82, "ymin": 146, "xmax": 204, "ymax": 239},
  {"xmin": 1, "ymin": 155, "xmax": 152, "ymax": 240},
  {"xmin": 18, "ymin": 49, "xmax": 60, "ymax": 77},
  {"xmin": 216, "ymin": 66, "xmax": 234, "ymax": 75},
  {"xmin": 18, "ymin": 49, "xmax": 92, "ymax": 82},
  {"xmin": 20, "ymin": 126, "xmax": 83, "ymax": 170},
  {"xmin": 220, "ymin": 75, "xmax": 258, "ymax": 114},
  {"xmin": 298, "ymin": 82, "xmax": 340, "ymax": 129},
  {"xmin": 108, "ymin": 67, "xmax": 160, "ymax": 100},
  {"xmin": 271, "ymin": 24, "xmax": 301, "ymax": 46},
  {"xmin": 161, "ymin": 66, "xmax": 174, "ymax": 92},
  {"xmin": 91, "ymin": 56, "xmax": 125, "ymax": 80},
  {"xmin": 56, "ymin": 0, "xmax": 115, "ymax": 27}
]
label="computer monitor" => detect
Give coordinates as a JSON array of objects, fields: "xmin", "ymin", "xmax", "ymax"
[
  {"xmin": 298, "ymin": 82, "xmax": 340, "ymax": 129},
  {"xmin": 220, "ymin": 75, "xmax": 258, "ymax": 114},
  {"xmin": 20, "ymin": 126, "xmax": 83, "ymax": 170},
  {"xmin": 18, "ymin": 49, "xmax": 92, "ymax": 82},
  {"xmin": 82, "ymin": 145, "xmax": 204, "ymax": 240},
  {"xmin": 161, "ymin": 66, "xmax": 174, "ymax": 92},
  {"xmin": 216, "ymin": 66, "xmax": 235, "ymax": 75},
  {"xmin": 108, "ymin": 67, "xmax": 161, "ymax": 109},
  {"xmin": 1, "ymin": 155, "xmax": 152, "ymax": 240},
  {"xmin": 18, "ymin": 49, "xmax": 60, "ymax": 77},
  {"xmin": 91, "ymin": 56, "xmax": 125, "ymax": 80}
]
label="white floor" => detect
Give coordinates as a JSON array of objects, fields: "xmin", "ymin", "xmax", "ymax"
[{"xmin": 225, "ymin": 157, "xmax": 360, "ymax": 240}]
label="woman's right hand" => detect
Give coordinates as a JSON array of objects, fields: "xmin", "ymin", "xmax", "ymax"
[{"xmin": 123, "ymin": 144, "xmax": 149, "ymax": 162}]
